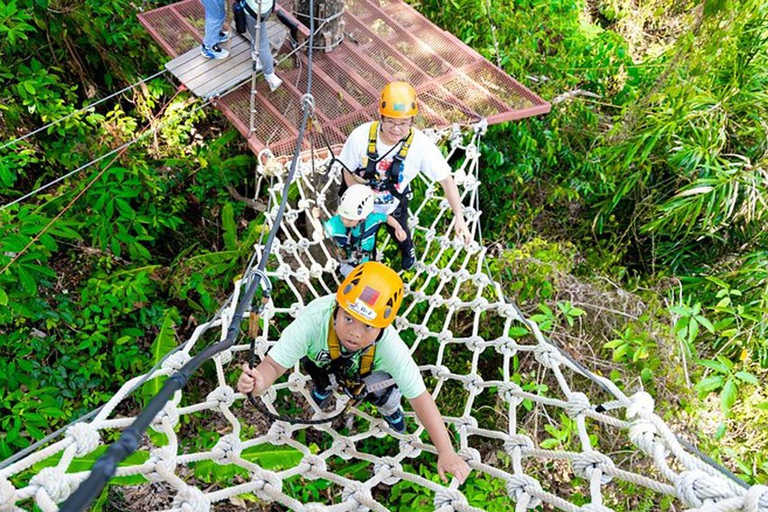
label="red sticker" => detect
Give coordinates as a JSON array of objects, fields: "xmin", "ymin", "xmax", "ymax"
[{"xmin": 359, "ymin": 286, "xmax": 380, "ymax": 306}]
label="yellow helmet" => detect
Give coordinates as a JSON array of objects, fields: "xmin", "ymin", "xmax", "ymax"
[
  {"xmin": 379, "ymin": 81, "xmax": 418, "ymax": 119},
  {"xmin": 336, "ymin": 261, "xmax": 404, "ymax": 329}
]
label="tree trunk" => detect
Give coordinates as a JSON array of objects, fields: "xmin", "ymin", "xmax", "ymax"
[{"xmin": 293, "ymin": 0, "xmax": 345, "ymax": 52}]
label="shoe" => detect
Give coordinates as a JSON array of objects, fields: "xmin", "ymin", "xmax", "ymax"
[
  {"xmin": 201, "ymin": 44, "xmax": 229, "ymax": 60},
  {"xmin": 250, "ymin": 52, "xmax": 263, "ymax": 71},
  {"xmin": 310, "ymin": 386, "xmax": 332, "ymax": 409},
  {"xmin": 401, "ymin": 245, "xmax": 416, "ymax": 271},
  {"xmin": 264, "ymin": 72, "xmax": 283, "ymax": 92},
  {"xmin": 217, "ymin": 31, "xmax": 230, "ymax": 44},
  {"xmin": 383, "ymin": 409, "xmax": 406, "ymax": 434}
]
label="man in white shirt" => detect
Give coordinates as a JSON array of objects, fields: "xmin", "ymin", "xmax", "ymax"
[{"xmin": 336, "ymin": 81, "xmax": 471, "ymax": 270}]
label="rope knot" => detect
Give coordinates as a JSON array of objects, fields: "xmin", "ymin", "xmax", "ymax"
[
  {"xmin": 497, "ymin": 336, "xmax": 520, "ymax": 357},
  {"xmin": 533, "ymin": 344, "xmax": 559, "ymax": 368},
  {"xmin": 399, "ymin": 437, "xmax": 422, "ymax": 459},
  {"xmin": 499, "ymin": 382, "xmax": 524, "ymax": 406},
  {"xmin": 459, "ymin": 447, "xmax": 481, "ymax": 464},
  {"xmin": 506, "ymin": 474, "xmax": 543, "ymax": 508},
  {"xmin": 676, "ymin": 470, "xmax": 737, "ymax": 507},
  {"xmin": 252, "ymin": 470, "xmax": 282, "ymax": 501},
  {"xmin": 150, "ymin": 403, "xmax": 179, "ymax": 432},
  {"xmin": 433, "ymin": 488, "xmax": 468, "ymax": 510},
  {"xmin": 437, "ymin": 330, "xmax": 453, "ymax": 343},
  {"xmin": 267, "ymin": 421, "xmax": 292, "ymax": 444},
  {"xmin": 373, "ymin": 457, "xmax": 402, "ymax": 485},
  {"xmin": 745, "ymin": 484, "xmax": 768, "ymax": 512},
  {"xmin": 470, "ymin": 297, "xmax": 490, "ymax": 312},
  {"xmin": 0, "ymin": 477, "xmax": 16, "ymax": 512},
  {"xmin": 504, "ymin": 434, "xmax": 534, "ymax": 455},
  {"xmin": 211, "ymin": 434, "xmax": 242, "ymax": 464},
  {"xmin": 572, "ymin": 452, "xmax": 614, "ymax": 484},
  {"xmin": 162, "ymin": 351, "xmax": 191, "ymax": 372},
  {"xmin": 454, "ymin": 416, "xmax": 478, "ymax": 432},
  {"xmin": 300, "ymin": 455, "xmax": 327, "ymax": 479},
  {"xmin": 332, "ymin": 437, "xmax": 357, "ymax": 460},
  {"xmin": 207, "ymin": 386, "xmax": 235, "ymax": 410},
  {"xmin": 466, "ymin": 335, "xmax": 484, "ymax": 351},
  {"xmin": 66, "ymin": 422, "xmax": 101, "ymax": 457},
  {"xmin": 341, "ymin": 483, "xmax": 375, "ymax": 511},
  {"xmin": 628, "ymin": 419, "xmax": 665, "ymax": 457},
  {"xmin": 463, "ymin": 374, "xmax": 484, "ymax": 395},
  {"xmin": 30, "ymin": 467, "xmax": 78, "ymax": 504},
  {"xmin": 498, "ymin": 304, "xmax": 522, "ymax": 320},
  {"xmin": 565, "ymin": 392, "xmax": 592, "ymax": 418},
  {"xmin": 626, "ymin": 392, "xmax": 654, "ymax": 420},
  {"xmin": 171, "ymin": 486, "xmax": 210, "ymax": 512},
  {"xmin": 433, "ymin": 365, "xmax": 451, "ymax": 380},
  {"xmin": 309, "ymin": 263, "xmax": 324, "ymax": 279},
  {"xmin": 147, "ymin": 445, "xmax": 177, "ymax": 482}
]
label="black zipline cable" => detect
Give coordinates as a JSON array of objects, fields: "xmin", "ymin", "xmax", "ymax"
[{"xmin": 59, "ymin": 3, "xmax": 319, "ymax": 510}]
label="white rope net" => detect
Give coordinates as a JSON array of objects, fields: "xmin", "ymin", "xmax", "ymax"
[{"xmin": 2, "ymin": 122, "xmax": 767, "ymax": 512}]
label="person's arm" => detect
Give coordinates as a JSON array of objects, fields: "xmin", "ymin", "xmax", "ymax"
[
  {"xmin": 408, "ymin": 391, "xmax": 471, "ymax": 484},
  {"xmin": 237, "ymin": 355, "xmax": 289, "ymax": 396},
  {"xmin": 438, "ymin": 176, "xmax": 470, "ymax": 244},
  {"xmin": 386, "ymin": 215, "xmax": 407, "ymax": 242}
]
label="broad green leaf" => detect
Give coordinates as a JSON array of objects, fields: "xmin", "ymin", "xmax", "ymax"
[
  {"xmin": 734, "ymin": 371, "xmax": 757, "ymax": 385},
  {"xmin": 720, "ymin": 379, "xmax": 738, "ymax": 412},
  {"xmin": 0, "ymin": 287, "xmax": 7, "ymax": 306}
]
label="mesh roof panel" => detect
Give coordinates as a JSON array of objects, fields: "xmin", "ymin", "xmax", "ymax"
[{"xmin": 138, "ymin": 0, "xmax": 550, "ymax": 156}]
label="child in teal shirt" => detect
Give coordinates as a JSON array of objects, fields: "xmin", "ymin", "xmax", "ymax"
[{"xmin": 324, "ymin": 184, "xmax": 406, "ymax": 276}]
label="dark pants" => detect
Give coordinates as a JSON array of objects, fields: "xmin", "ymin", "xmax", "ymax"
[
  {"xmin": 300, "ymin": 357, "xmax": 398, "ymax": 411},
  {"xmin": 338, "ymin": 180, "xmax": 413, "ymax": 262}
]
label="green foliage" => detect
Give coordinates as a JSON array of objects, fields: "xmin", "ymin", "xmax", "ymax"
[{"xmin": 694, "ymin": 356, "xmax": 757, "ymax": 415}]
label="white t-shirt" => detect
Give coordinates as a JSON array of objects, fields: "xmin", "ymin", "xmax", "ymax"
[
  {"xmin": 338, "ymin": 122, "xmax": 452, "ymax": 214},
  {"xmin": 268, "ymin": 295, "xmax": 427, "ymax": 400}
]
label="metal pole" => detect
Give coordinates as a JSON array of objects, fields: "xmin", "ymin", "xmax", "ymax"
[{"xmin": 249, "ymin": 0, "xmax": 263, "ymax": 136}]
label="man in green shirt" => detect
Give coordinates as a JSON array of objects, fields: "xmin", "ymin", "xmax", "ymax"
[{"xmin": 237, "ymin": 261, "xmax": 471, "ymax": 484}]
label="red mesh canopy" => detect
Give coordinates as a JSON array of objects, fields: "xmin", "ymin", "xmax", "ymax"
[{"xmin": 139, "ymin": 0, "xmax": 550, "ymax": 157}]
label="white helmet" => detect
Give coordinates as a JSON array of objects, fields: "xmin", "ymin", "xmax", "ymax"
[{"xmin": 338, "ymin": 184, "xmax": 375, "ymax": 220}]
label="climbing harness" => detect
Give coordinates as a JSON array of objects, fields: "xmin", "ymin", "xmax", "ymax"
[{"xmin": 359, "ymin": 121, "xmax": 414, "ymax": 200}]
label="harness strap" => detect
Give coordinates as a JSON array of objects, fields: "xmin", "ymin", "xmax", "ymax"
[
  {"xmin": 327, "ymin": 315, "xmax": 376, "ymax": 384},
  {"xmin": 359, "ymin": 122, "xmax": 414, "ymax": 201}
]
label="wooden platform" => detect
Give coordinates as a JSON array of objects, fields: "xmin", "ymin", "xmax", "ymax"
[
  {"xmin": 164, "ymin": 23, "xmax": 287, "ymax": 99},
  {"xmin": 139, "ymin": 0, "xmax": 551, "ymax": 157}
]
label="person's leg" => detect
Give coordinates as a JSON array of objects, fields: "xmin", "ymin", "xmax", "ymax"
[
  {"xmin": 301, "ymin": 357, "xmax": 333, "ymax": 408},
  {"xmin": 259, "ymin": 18, "xmax": 275, "ymax": 74},
  {"xmin": 363, "ymin": 372, "xmax": 405, "ymax": 433},
  {"xmin": 244, "ymin": 10, "xmax": 260, "ymax": 66},
  {"xmin": 201, "ymin": 0, "xmax": 226, "ymax": 48},
  {"xmin": 385, "ymin": 191, "xmax": 415, "ymax": 270}
]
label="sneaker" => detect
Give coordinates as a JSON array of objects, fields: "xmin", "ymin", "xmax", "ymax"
[
  {"xmin": 201, "ymin": 43, "xmax": 229, "ymax": 60},
  {"xmin": 217, "ymin": 31, "xmax": 230, "ymax": 44},
  {"xmin": 250, "ymin": 52, "xmax": 263, "ymax": 71},
  {"xmin": 264, "ymin": 72, "xmax": 283, "ymax": 92},
  {"xmin": 310, "ymin": 386, "xmax": 332, "ymax": 409},
  {"xmin": 383, "ymin": 409, "xmax": 406, "ymax": 434},
  {"xmin": 401, "ymin": 245, "xmax": 416, "ymax": 271}
]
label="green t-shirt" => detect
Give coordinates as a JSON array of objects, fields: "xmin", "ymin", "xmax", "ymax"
[
  {"xmin": 324, "ymin": 212, "xmax": 387, "ymax": 259},
  {"xmin": 268, "ymin": 295, "xmax": 426, "ymax": 400}
]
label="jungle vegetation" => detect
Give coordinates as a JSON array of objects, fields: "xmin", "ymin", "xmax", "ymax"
[{"xmin": 0, "ymin": 0, "xmax": 766, "ymax": 509}]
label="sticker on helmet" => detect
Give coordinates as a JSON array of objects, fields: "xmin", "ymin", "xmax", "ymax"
[
  {"xmin": 359, "ymin": 286, "xmax": 380, "ymax": 306},
  {"xmin": 347, "ymin": 299, "xmax": 377, "ymax": 321}
]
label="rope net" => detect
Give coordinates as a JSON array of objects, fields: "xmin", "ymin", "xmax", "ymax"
[{"xmin": 2, "ymin": 123, "xmax": 767, "ymax": 512}]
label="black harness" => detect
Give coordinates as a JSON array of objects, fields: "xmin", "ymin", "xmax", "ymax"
[{"xmin": 358, "ymin": 121, "xmax": 414, "ymax": 200}]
